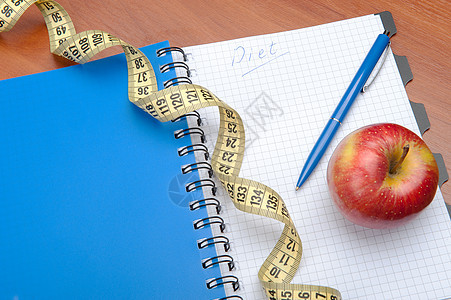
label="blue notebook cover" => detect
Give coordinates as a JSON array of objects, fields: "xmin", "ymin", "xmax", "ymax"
[{"xmin": 0, "ymin": 41, "xmax": 225, "ymax": 299}]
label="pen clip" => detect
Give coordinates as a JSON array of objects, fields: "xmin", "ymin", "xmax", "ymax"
[{"xmin": 362, "ymin": 41, "xmax": 391, "ymax": 93}]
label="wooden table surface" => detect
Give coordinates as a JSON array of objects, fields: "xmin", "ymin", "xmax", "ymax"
[{"xmin": 1, "ymin": 0, "xmax": 449, "ymax": 204}]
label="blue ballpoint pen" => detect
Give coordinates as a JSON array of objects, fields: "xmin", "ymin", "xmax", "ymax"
[{"xmin": 295, "ymin": 31, "xmax": 391, "ymax": 190}]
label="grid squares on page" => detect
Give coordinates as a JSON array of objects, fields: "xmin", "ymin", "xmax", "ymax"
[{"xmin": 182, "ymin": 13, "xmax": 451, "ymax": 300}]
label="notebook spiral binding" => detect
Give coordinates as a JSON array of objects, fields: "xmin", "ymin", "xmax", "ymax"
[
  {"xmin": 161, "ymin": 46, "xmax": 241, "ymax": 298},
  {"xmin": 157, "ymin": 46, "xmax": 193, "ymax": 88}
]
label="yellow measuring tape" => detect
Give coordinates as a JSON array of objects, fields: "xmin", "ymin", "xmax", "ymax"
[{"xmin": 1, "ymin": 1, "xmax": 341, "ymax": 299}]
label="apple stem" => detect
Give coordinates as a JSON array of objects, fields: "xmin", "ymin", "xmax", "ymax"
[{"xmin": 390, "ymin": 145, "xmax": 410, "ymax": 174}]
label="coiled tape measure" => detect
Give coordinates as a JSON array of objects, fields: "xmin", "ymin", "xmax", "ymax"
[{"xmin": 0, "ymin": 1, "xmax": 341, "ymax": 299}]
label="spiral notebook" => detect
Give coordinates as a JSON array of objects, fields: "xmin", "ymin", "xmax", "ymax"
[
  {"xmin": 1, "ymin": 12, "xmax": 450, "ymax": 300},
  {"xmin": 0, "ymin": 41, "xmax": 228, "ymax": 299},
  {"xmin": 174, "ymin": 12, "xmax": 451, "ymax": 299}
]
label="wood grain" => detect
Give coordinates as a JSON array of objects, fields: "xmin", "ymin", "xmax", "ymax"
[{"xmin": 0, "ymin": 0, "xmax": 449, "ymax": 204}]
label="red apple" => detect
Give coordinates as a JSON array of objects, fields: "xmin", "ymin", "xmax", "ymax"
[{"xmin": 327, "ymin": 123, "xmax": 439, "ymax": 229}]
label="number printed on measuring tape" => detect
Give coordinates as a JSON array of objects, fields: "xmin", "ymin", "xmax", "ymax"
[{"xmin": 0, "ymin": 1, "xmax": 341, "ymax": 299}]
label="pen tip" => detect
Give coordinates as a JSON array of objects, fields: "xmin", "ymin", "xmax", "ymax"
[{"xmin": 295, "ymin": 187, "xmax": 299, "ymax": 191}]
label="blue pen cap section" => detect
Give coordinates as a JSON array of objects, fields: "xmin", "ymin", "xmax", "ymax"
[
  {"xmin": 331, "ymin": 33, "xmax": 390, "ymax": 121},
  {"xmin": 0, "ymin": 42, "xmax": 225, "ymax": 299}
]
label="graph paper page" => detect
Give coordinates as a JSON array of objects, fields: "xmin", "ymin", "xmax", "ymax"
[{"xmin": 183, "ymin": 14, "xmax": 451, "ymax": 299}]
